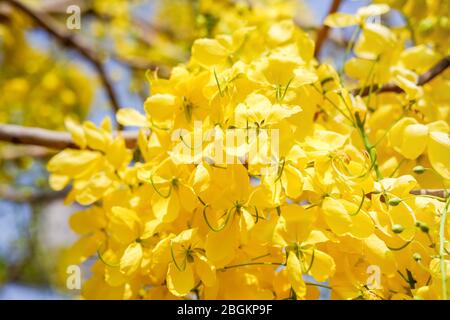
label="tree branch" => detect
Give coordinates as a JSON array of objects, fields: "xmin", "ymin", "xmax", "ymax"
[
  {"xmin": 410, "ymin": 189, "xmax": 449, "ymax": 199},
  {"xmin": 113, "ymin": 54, "xmax": 171, "ymax": 78},
  {"xmin": 39, "ymin": 0, "xmax": 86, "ymax": 14},
  {"xmin": 4, "ymin": 0, "xmax": 122, "ymax": 116},
  {"xmin": 0, "ymin": 145, "xmax": 56, "ymax": 160},
  {"xmin": 0, "ymin": 187, "xmax": 68, "ymax": 203},
  {"xmin": 351, "ymin": 55, "xmax": 450, "ymax": 97},
  {"xmin": 314, "ymin": 0, "xmax": 342, "ymax": 59},
  {"xmin": 0, "ymin": 124, "xmax": 138, "ymax": 150}
]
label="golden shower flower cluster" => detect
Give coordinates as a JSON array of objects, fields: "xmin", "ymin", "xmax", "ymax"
[{"xmin": 48, "ymin": 4, "xmax": 449, "ymax": 300}]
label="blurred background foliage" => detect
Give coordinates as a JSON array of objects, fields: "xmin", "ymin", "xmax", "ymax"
[{"xmin": 0, "ymin": 0, "xmax": 448, "ymax": 299}]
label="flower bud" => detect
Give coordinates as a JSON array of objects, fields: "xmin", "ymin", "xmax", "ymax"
[
  {"xmin": 415, "ymin": 221, "xmax": 430, "ymax": 233},
  {"xmin": 388, "ymin": 197, "xmax": 402, "ymax": 206},
  {"xmin": 420, "ymin": 223, "xmax": 429, "ymax": 233},
  {"xmin": 413, "ymin": 165, "xmax": 425, "ymax": 174},
  {"xmin": 392, "ymin": 224, "xmax": 405, "ymax": 234},
  {"xmin": 413, "ymin": 253, "xmax": 422, "ymax": 262}
]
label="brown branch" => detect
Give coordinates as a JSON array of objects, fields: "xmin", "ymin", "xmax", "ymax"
[
  {"xmin": 351, "ymin": 55, "xmax": 450, "ymax": 97},
  {"xmin": 0, "ymin": 124, "xmax": 138, "ymax": 150},
  {"xmin": 0, "ymin": 187, "xmax": 68, "ymax": 203},
  {"xmin": 0, "ymin": 145, "xmax": 56, "ymax": 160},
  {"xmin": 39, "ymin": 0, "xmax": 86, "ymax": 14},
  {"xmin": 314, "ymin": 0, "xmax": 342, "ymax": 58},
  {"xmin": 410, "ymin": 189, "xmax": 449, "ymax": 199},
  {"xmin": 4, "ymin": 0, "xmax": 122, "ymax": 117},
  {"xmin": 113, "ymin": 54, "xmax": 171, "ymax": 78}
]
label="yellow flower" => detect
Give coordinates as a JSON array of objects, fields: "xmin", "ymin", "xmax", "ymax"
[
  {"xmin": 389, "ymin": 117, "xmax": 450, "ymax": 178},
  {"xmin": 325, "ymin": 4, "xmax": 390, "ymax": 28},
  {"xmin": 273, "ymin": 205, "xmax": 335, "ymax": 298},
  {"xmin": 138, "ymin": 157, "xmax": 198, "ymax": 222},
  {"xmin": 166, "ymin": 229, "xmax": 216, "ymax": 296}
]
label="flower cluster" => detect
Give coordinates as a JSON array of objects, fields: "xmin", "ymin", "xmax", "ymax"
[{"xmin": 49, "ymin": 4, "xmax": 449, "ymax": 300}]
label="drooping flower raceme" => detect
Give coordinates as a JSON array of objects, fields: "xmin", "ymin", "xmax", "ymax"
[{"xmin": 49, "ymin": 3, "xmax": 450, "ymax": 300}]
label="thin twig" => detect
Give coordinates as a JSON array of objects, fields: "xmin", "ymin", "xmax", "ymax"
[
  {"xmin": 314, "ymin": 0, "xmax": 342, "ymax": 58},
  {"xmin": 410, "ymin": 189, "xmax": 450, "ymax": 199},
  {"xmin": 0, "ymin": 145, "xmax": 56, "ymax": 160},
  {"xmin": 113, "ymin": 54, "xmax": 171, "ymax": 78},
  {"xmin": 351, "ymin": 55, "xmax": 450, "ymax": 97},
  {"xmin": 39, "ymin": 0, "xmax": 85, "ymax": 14},
  {"xmin": 0, "ymin": 187, "xmax": 68, "ymax": 203},
  {"xmin": 5, "ymin": 0, "xmax": 121, "ymax": 116},
  {"xmin": 0, "ymin": 124, "xmax": 138, "ymax": 150}
]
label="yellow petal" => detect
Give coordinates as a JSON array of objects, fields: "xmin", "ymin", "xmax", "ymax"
[
  {"xmin": 286, "ymin": 252, "xmax": 306, "ymax": 298},
  {"xmin": 291, "ymin": 67, "xmax": 318, "ymax": 87},
  {"xmin": 166, "ymin": 263, "xmax": 195, "ymax": 297},
  {"xmin": 390, "ymin": 203, "xmax": 416, "ymax": 241},
  {"xmin": 324, "ymin": 12, "xmax": 358, "ymax": 28},
  {"xmin": 173, "ymin": 228, "xmax": 197, "ymax": 244},
  {"xmin": 281, "ymin": 164, "xmax": 304, "ymax": 199},
  {"xmin": 400, "ymin": 124, "xmax": 428, "ymax": 159},
  {"xmin": 400, "ymin": 45, "xmax": 440, "ymax": 72},
  {"xmin": 49, "ymin": 174, "xmax": 70, "ymax": 191},
  {"xmin": 239, "ymin": 208, "xmax": 255, "ymax": 243},
  {"xmin": 354, "ymin": 23, "xmax": 395, "ymax": 59},
  {"xmin": 321, "ymin": 197, "xmax": 352, "ymax": 236},
  {"xmin": 106, "ymin": 136, "xmax": 132, "ymax": 170},
  {"xmin": 47, "ymin": 149, "xmax": 101, "ymax": 177},
  {"xmin": 140, "ymin": 219, "xmax": 161, "ymax": 240},
  {"xmin": 176, "ymin": 183, "xmax": 198, "ymax": 212},
  {"xmin": 144, "ymin": 94, "xmax": 178, "ymax": 127},
  {"xmin": 194, "ymin": 255, "xmax": 216, "ymax": 287},
  {"xmin": 303, "ymin": 230, "xmax": 330, "ymax": 246},
  {"xmin": 109, "ymin": 207, "xmax": 140, "ymax": 244},
  {"xmin": 191, "ymin": 163, "xmax": 211, "ymax": 194},
  {"xmin": 104, "ymin": 265, "xmax": 126, "ymax": 287},
  {"xmin": 191, "ymin": 38, "xmax": 228, "ymax": 68},
  {"xmin": 363, "ymin": 234, "xmax": 396, "ymax": 275},
  {"xmin": 116, "ymin": 108, "xmax": 149, "ymax": 127},
  {"xmin": 350, "ymin": 211, "xmax": 375, "ymax": 239},
  {"xmin": 267, "ymin": 20, "xmax": 295, "ymax": 44},
  {"xmin": 274, "ymin": 205, "xmax": 315, "ymax": 245},
  {"xmin": 344, "ymin": 57, "xmax": 375, "ymax": 80},
  {"xmin": 356, "ymin": 4, "xmax": 390, "ymax": 18},
  {"xmin": 389, "ymin": 117, "xmax": 418, "ymax": 154},
  {"xmin": 427, "ymin": 132, "xmax": 450, "ymax": 180},
  {"xmin": 392, "ymin": 67, "xmax": 423, "ymax": 100},
  {"xmin": 426, "ymin": 120, "xmax": 449, "ymax": 134},
  {"xmin": 68, "ymin": 233, "xmax": 103, "ymax": 264},
  {"xmin": 70, "ymin": 206, "xmax": 105, "ymax": 234},
  {"xmin": 205, "ymin": 224, "xmax": 238, "ymax": 267},
  {"xmin": 83, "ymin": 122, "xmax": 109, "ymax": 151},
  {"xmin": 120, "ymin": 242, "xmax": 143, "ymax": 276},
  {"xmin": 149, "ymin": 237, "xmax": 173, "ymax": 284},
  {"xmin": 151, "ymin": 192, "xmax": 180, "ymax": 222},
  {"xmin": 65, "ymin": 117, "xmax": 86, "ymax": 148},
  {"xmin": 338, "ymin": 196, "xmax": 374, "ymax": 240},
  {"xmin": 306, "ymin": 249, "xmax": 335, "ymax": 282}
]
